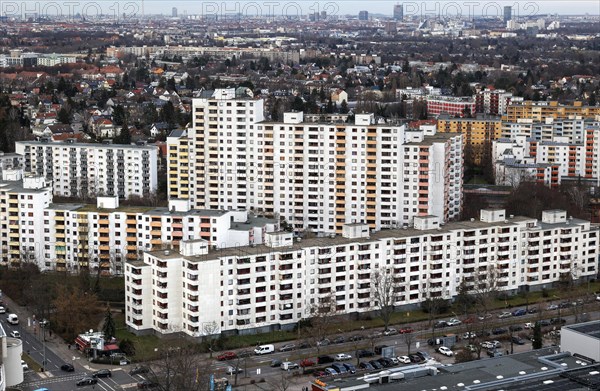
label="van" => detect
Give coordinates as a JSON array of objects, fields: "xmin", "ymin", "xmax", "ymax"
[
  {"xmin": 7, "ymin": 313, "xmax": 18, "ymax": 325},
  {"xmin": 331, "ymin": 362, "xmax": 348, "ymax": 374},
  {"xmin": 254, "ymin": 344, "xmax": 274, "ymax": 355}
]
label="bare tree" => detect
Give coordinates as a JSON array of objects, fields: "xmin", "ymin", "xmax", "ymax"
[
  {"xmin": 472, "ymin": 266, "xmax": 500, "ymax": 317},
  {"xmin": 201, "ymin": 321, "xmax": 220, "ymax": 358},
  {"xmin": 147, "ymin": 345, "xmax": 212, "ymax": 391},
  {"xmin": 371, "ymin": 267, "xmax": 397, "ymax": 331},
  {"xmin": 404, "ymin": 331, "xmax": 416, "ymax": 355},
  {"xmin": 266, "ymin": 372, "xmax": 298, "ymax": 391},
  {"xmin": 301, "ymin": 294, "xmax": 339, "ymax": 355}
]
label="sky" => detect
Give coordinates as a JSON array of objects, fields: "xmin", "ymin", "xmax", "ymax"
[{"xmin": 140, "ymin": 1, "xmax": 600, "ymax": 17}]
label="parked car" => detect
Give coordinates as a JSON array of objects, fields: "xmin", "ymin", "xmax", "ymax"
[
  {"xmin": 0, "ymin": 306, "xmax": 6, "ymax": 313},
  {"xmin": 408, "ymin": 354, "xmax": 423, "ymax": 363},
  {"xmin": 399, "ymin": 327, "xmax": 414, "ymax": 334},
  {"xmin": 512, "ymin": 337, "xmax": 525, "ymax": 345},
  {"xmin": 357, "ymin": 350, "xmax": 375, "ymax": 358},
  {"xmin": 509, "ymin": 325, "xmax": 523, "ymax": 332},
  {"xmin": 9, "ymin": 331, "xmax": 20, "ymax": 339},
  {"xmin": 550, "ymin": 318, "xmax": 566, "ymax": 325},
  {"xmin": 492, "ymin": 328, "xmax": 508, "ymax": 335},
  {"xmin": 130, "ymin": 366, "xmax": 149, "ymax": 375},
  {"xmin": 498, "ymin": 312, "xmax": 512, "ymax": 319},
  {"xmin": 279, "ymin": 343, "xmax": 295, "ymax": 352},
  {"xmin": 343, "ymin": 363, "xmax": 357, "ymax": 374},
  {"xmin": 437, "ymin": 346, "xmax": 454, "ymax": 356},
  {"xmin": 416, "ymin": 351, "xmax": 432, "ymax": 361},
  {"xmin": 538, "ymin": 320, "xmax": 551, "ymax": 327},
  {"xmin": 480, "ymin": 341, "xmax": 494, "ymax": 349},
  {"xmin": 463, "ymin": 316, "xmax": 476, "ymax": 324},
  {"xmin": 237, "ymin": 350, "xmax": 253, "ymax": 358},
  {"xmin": 21, "ymin": 360, "xmax": 28, "ymax": 370},
  {"xmin": 331, "ymin": 363, "xmax": 348, "ymax": 374},
  {"xmin": 370, "ymin": 331, "xmax": 383, "ymax": 338},
  {"xmin": 92, "ymin": 369, "xmax": 112, "ymax": 378},
  {"xmin": 397, "ymin": 355, "xmax": 411, "ymax": 364},
  {"xmin": 299, "ymin": 359, "xmax": 315, "ymax": 367},
  {"xmin": 446, "ymin": 318, "xmax": 462, "ymax": 326},
  {"xmin": 281, "ymin": 362, "xmax": 299, "ymax": 371},
  {"xmin": 270, "ymin": 359, "xmax": 282, "ymax": 367},
  {"xmin": 76, "ymin": 377, "xmax": 98, "ymax": 386},
  {"xmin": 297, "ymin": 342, "xmax": 311, "ymax": 349},
  {"xmin": 217, "ymin": 352, "xmax": 237, "ymax": 361},
  {"xmin": 313, "ymin": 370, "xmax": 327, "ymax": 378},
  {"xmin": 512, "ymin": 309, "xmax": 527, "ymax": 317},
  {"xmin": 528, "ymin": 307, "xmax": 538, "ymax": 314},
  {"xmin": 317, "ymin": 339, "xmax": 331, "ymax": 347},
  {"xmin": 378, "ymin": 357, "xmax": 395, "ymax": 367},
  {"xmin": 317, "ymin": 355, "xmax": 335, "ymax": 365},
  {"xmin": 324, "ymin": 367, "xmax": 338, "ymax": 376},
  {"xmin": 478, "ymin": 313, "xmax": 493, "ymax": 320},
  {"xmin": 226, "ymin": 366, "xmax": 243, "ymax": 375},
  {"xmin": 435, "ymin": 320, "xmax": 448, "ymax": 328},
  {"xmin": 335, "ymin": 353, "xmax": 352, "ymax": 361},
  {"xmin": 524, "ymin": 322, "xmax": 534, "ymax": 329},
  {"xmin": 546, "ymin": 304, "xmax": 559, "ymax": 311},
  {"xmin": 349, "ymin": 335, "xmax": 364, "ymax": 342},
  {"xmin": 359, "ymin": 361, "xmax": 374, "ymax": 370},
  {"xmin": 487, "ymin": 349, "xmax": 503, "ymax": 358},
  {"xmin": 383, "ymin": 328, "xmax": 398, "ymax": 336},
  {"xmin": 465, "ymin": 344, "xmax": 477, "ymax": 352},
  {"xmin": 333, "ymin": 336, "xmax": 346, "ymax": 344},
  {"xmin": 369, "ymin": 360, "xmax": 383, "ymax": 370},
  {"xmin": 61, "ymin": 363, "xmax": 75, "ymax": 372}
]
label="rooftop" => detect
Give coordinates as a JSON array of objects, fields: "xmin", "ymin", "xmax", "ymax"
[
  {"xmin": 17, "ymin": 140, "xmax": 157, "ymax": 150},
  {"xmin": 563, "ymin": 320, "xmax": 600, "ymax": 341}
]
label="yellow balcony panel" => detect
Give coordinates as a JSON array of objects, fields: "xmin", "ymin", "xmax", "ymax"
[
  {"xmin": 9, "ymin": 249, "xmax": 20, "ymax": 255},
  {"xmin": 126, "ymin": 228, "xmax": 137, "ymax": 234},
  {"xmin": 55, "ymin": 215, "xmax": 65, "ymax": 221},
  {"xmin": 55, "ymin": 241, "xmax": 66, "ymax": 247},
  {"xmin": 126, "ymin": 253, "xmax": 138, "ymax": 260},
  {"xmin": 98, "ymin": 219, "xmax": 110, "ymax": 225},
  {"xmin": 151, "ymin": 239, "xmax": 163, "ymax": 245},
  {"xmin": 99, "ymin": 253, "xmax": 110, "ymax": 260},
  {"xmin": 8, "ymin": 232, "xmax": 19, "ymax": 238},
  {"xmin": 55, "ymin": 250, "xmax": 66, "ymax": 255},
  {"xmin": 126, "ymin": 219, "xmax": 137, "ymax": 225},
  {"xmin": 150, "ymin": 221, "xmax": 162, "ymax": 228},
  {"xmin": 8, "ymin": 207, "xmax": 19, "ymax": 213},
  {"xmin": 335, "ymin": 207, "xmax": 345, "ymax": 212},
  {"xmin": 55, "ymin": 233, "xmax": 65, "ymax": 239},
  {"xmin": 9, "ymin": 241, "xmax": 19, "ymax": 247},
  {"xmin": 99, "ymin": 245, "xmax": 110, "ymax": 251},
  {"xmin": 126, "ymin": 245, "xmax": 138, "ymax": 251},
  {"xmin": 366, "ymin": 185, "xmax": 377, "ymax": 191},
  {"xmin": 8, "ymin": 224, "xmax": 18, "ymax": 230},
  {"xmin": 99, "ymin": 228, "xmax": 110, "ymax": 234},
  {"xmin": 98, "ymin": 237, "xmax": 110, "ymax": 244}
]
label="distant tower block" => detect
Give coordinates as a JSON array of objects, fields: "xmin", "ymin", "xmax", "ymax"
[
  {"xmin": 504, "ymin": 6, "xmax": 512, "ymax": 23},
  {"xmin": 172, "ymin": 7, "xmax": 178, "ymax": 17},
  {"xmin": 394, "ymin": 4, "xmax": 403, "ymax": 20}
]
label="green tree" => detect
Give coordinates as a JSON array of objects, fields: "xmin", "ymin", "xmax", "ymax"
[
  {"xmin": 57, "ymin": 107, "xmax": 71, "ymax": 124},
  {"xmin": 532, "ymin": 322, "xmax": 543, "ymax": 349},
  {"xmin": 114, "ymin": 121, "xmax": 132, "ymax": 145},
  {"xmin": 119, "ymin": 339, "xmax": 136, "ymax": 357},
  {"xmin": 112, "ymin": 105, "xmax": 126, "ymax": 126},
  {"xmin": 102, "ymin": 304, "xmax": 116, "ymax": 341}
]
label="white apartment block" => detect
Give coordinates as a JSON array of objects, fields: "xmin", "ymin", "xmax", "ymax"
[
  {"xmin": 501, "ymin": 117, "xmax": 598, "ymax": 144},
  {"xmin": 15, "ymin": 139, "xmax": 158, "ymax": 199},
  {"xmin": 0, "ymin": 174, "xmax": 277, "ymax": 273},
  {"xmin": 0, "ymin": 170, "xmax": 52, "ymax": 266},
  {"xmin": 168, "ymin": 89, "xmax": 463, "ymax": 234},
  {"xmin": 494, "ymin": 127, "xmax": 600, "ymax": 187},
  {"xmin": 124, "ymin": 208, "xmax": 598, "ymax": 336}
]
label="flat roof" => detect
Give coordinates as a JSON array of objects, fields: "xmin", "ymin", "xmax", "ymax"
[
  {"xmin": 563, "ymin": 320, "xmax": 600, "ymax": 340},
  {"xmin": 18, "ymin": 140, "xmax": 157, "ymax": 151}
]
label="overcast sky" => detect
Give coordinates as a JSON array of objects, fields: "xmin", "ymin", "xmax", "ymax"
[{"xmin": 140, "ymin": 1, "xmax": 600, "ymax": 17}]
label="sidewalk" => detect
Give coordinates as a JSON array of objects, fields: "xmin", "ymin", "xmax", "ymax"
[{"xmin": 2, "ymin": 293, "xmax": 87, "ymax": 365}]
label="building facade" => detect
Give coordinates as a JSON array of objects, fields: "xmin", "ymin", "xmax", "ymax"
[
  {"xmin": 437, "ymin": 115, "xmax": 502, "ymax": 164},
  {"xmin": 125, "ymin": 209, "xmax": 599, "ymax": 336},
  {"xmin": 15, "ymin": 139, "xmax": 158, "ymax": 199},
  {"xmin": 504, "ymin": 101, "xmax": 600, "ymax": 122},
  {"xmin": 426, "ymin": 97, "xmax": 476, "ymax": 118},
  {"xmin": 168, "ymin": 89, "xmax": 464, "ymax": 234},
  {"xmin": 0, "ymin": 174, "xmax": 277, "ymax": 273}
]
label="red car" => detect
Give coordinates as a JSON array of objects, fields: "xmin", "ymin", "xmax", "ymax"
[
  {"xmin": 217, "ymin": 352, "xmax": 237, "ymax": 361},
  {"xmin": 299, "ymin": 358, "xmax": 316, "ymax": 367},
  {"xmin": 399, "ymin": 327, "xmax": 414, "ymax": 334},
  {"xmin": 463, "ymin": 317, "xmax": 476, "ymax": 324}
]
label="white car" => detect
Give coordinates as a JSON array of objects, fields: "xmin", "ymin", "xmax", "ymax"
[
  {"xmin": 397, "ymin": 355, "xmax": 411, "ymax": 364},
  {"xmin": 335, "ymin": 353, "xmax": 352, "ymax": 361},
  {"xmin": 498, "ymin": 312, "xmax": 512, "ymax": 319},
  {"xmin": 383, "ymin": 328, "xmax": 398, "ymax": 336},
  {"xmin": 524, "ymin": 322, "xmax": 534, "ymax": 329},
  {"xmin": 10, "ymin": 331, "xmax": 20, "ymax": 339},
  {"xmin": 446, "ymin": 318, "xmax": 462, "ymax": 326},
  {"xmin": 225, "ymin": 366, "xmax": 243, "ymax": 375},
  {"xmin": 281, "ymin": 362, "xmax": 299, "ymax": 370},
  {"xmin": 478, "ymin": 314, "xmax": 492, "ymax": 320},
  {"xmin": 0, "ymin": 306, "xmax": 6, "ymax": 313},
  {"xmin": 437, "ymin": 346, "xmax": 454, "ymax": 356},
  {"xmin": 21, "ymin": 360, "xmax": 28, "ymax": 371}
]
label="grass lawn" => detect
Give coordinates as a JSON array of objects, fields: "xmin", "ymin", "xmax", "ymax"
[{"xmin": 22, "ymin": 352, "xmax": 42, "ymax": 372}]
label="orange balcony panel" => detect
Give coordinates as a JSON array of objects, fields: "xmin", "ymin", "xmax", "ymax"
[
  {"xmin": 127, "ymin": 228, "xmax": 137, "ymax": 233},
  {"xmin": 99, "ymin": 245, "xmax": 110, "ymax": 251},
  {"xmin": 150, "ymin": 230, "xmax": 162, "ymax": 236},
  {"xmin": 200, "ymin": 223, "xmax": 211, "ymax": 228},
  {"xmin": 151, "ymin": 239, "xmax": 163, "ymax": 245},
  {"xmin": 99, "ymin": 228, "xmax": 110, "ymax": 234},
  {"xmin": 126, "ymin": 219, "xmax": 137, "ymax": 224},
  {"xmin": 126, "ymin": 245, "xmax": 137, "ymax": 251},
  {"xmin": 173, "ymin": 231, "xmax": 183, "ymax": 237},
  {"xmin": 99, "ymin": 236, "xmax": 110, "ymax": 242},
  {"xmin": 98, "ymin": 219, "xmax": 109, "ymax": 225},
  {"xmin": 151, "ymin": 221, "xmax": 162, "ymax": 227},
  {"xmin": 172, "ymin": 223, "xmax": 183, "ymax": 229},
  {"xmin": 126, "ymin": 253, "xmax": 138, "ymax": 260}
]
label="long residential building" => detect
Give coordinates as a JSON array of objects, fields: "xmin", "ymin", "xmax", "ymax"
[
  {"xmin": 15, "ymin": 139, "xmax": 158, "ymax": 199},
  {"xmin": 168, "ymin": 89, "xmax": 464, "ymax": 235},
  {"xmin": 494, "ymin": 127, "xmax": 600, "ymax": 187},
  {"xmin": 426, "ymin": 96, "xmax": 476, "ymax": 118},
  {"xmin": 504, "ymin": 100, "xmax": 600, "ymax": 122},
  {"xmin": 124, "ymin": 208, "xmax": 599, "ymax": 336},
  {"xmin": 0, "ymin": 172, "xmax": 277, "ymax": 274}
]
